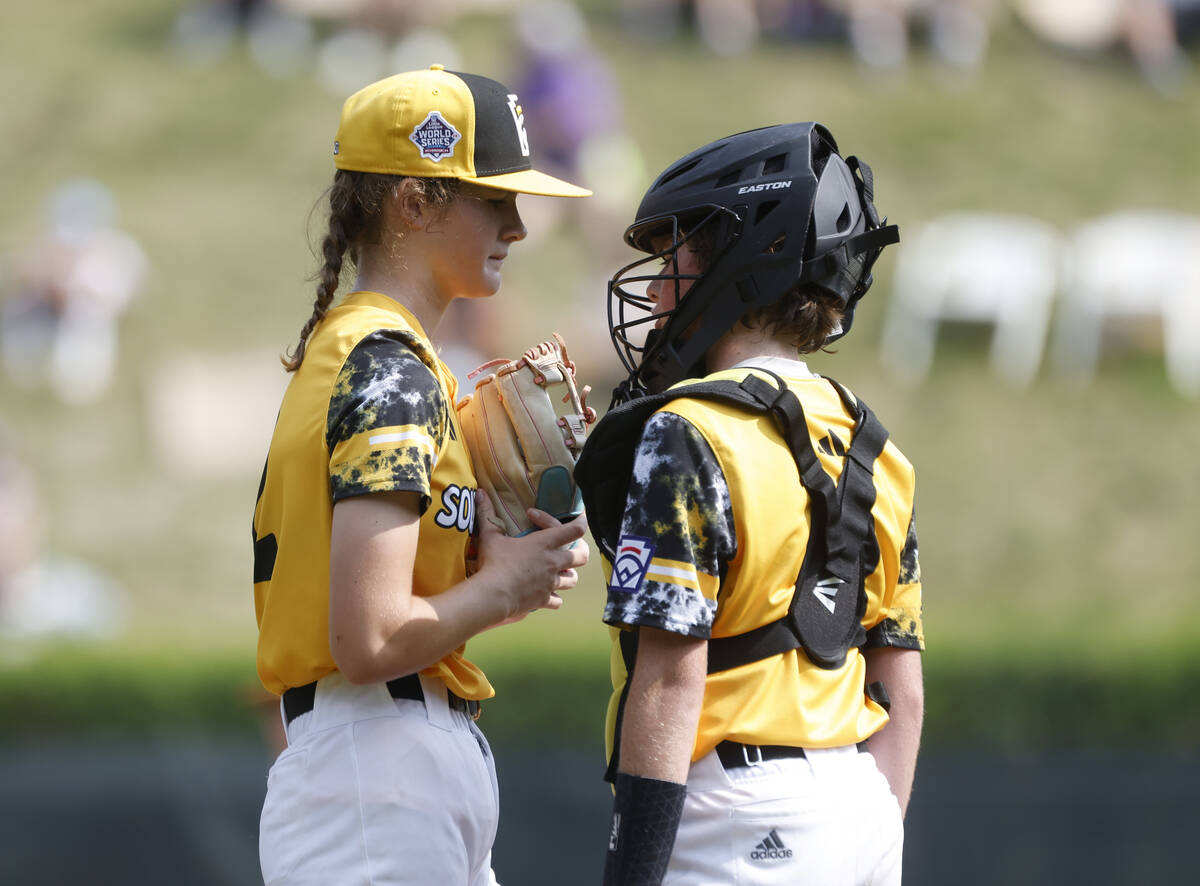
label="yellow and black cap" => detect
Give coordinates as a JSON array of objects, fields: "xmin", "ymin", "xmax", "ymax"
[{"xmin": 333, "ymin": 65, "xmax": 591, "ymax": 198}]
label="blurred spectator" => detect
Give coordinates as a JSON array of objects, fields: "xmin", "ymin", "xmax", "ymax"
[
  {"xmin": 619, "ymin": 0, "xmax": 694, "ymax": 42},
  {"xmin": 512, "ymin": 1, "xmax": 629, "ymax": 195},
  {"xmin": 510, "ymin": 0, "xmax": 649, "ymax": 231},
  {"xmin": 695, "ymin": 0, "xmax": 763, "ymax": 55},
  {"xmin": 281, "ymin": 0, "xmax": 493, "ymax": 37},
  {"xmin": 509, "ymin": 1, "xmax": 650, "ymax": 376},
  {"xmin": 758, "ymin": 0, "xmax": 848, "ymax": 42},
  {"xmin": 619, "ymin": 0, "xmax": 993, "ymax": 65},
  {"xmin": 313, "ymin": 25, "xmax": 393, "ymax": 94},
  {"xmin": 282, "ymin": 0, "xmax": 476, "ymax": 94},
  {"xmin": 1012, "ymin": 0, "xmax": 1195, "ymax": 95},
  {"xmin": 0, "ymin": 441, "xmax": 127, "ymax": 643},
  {"xmin": 830, "ymin": 0, "xmax": 994, "ymax": 71},
  {"xmin": 618, "ymin": 0, "xmax": 766, "ymax": 54},
  {"xmin": 313, "ymin": 23, "xmax": 463, "ymax": 99},
  {"xmin": 1174, "ymin": 0, "xmax": 1200, "ymax": 41},
  {"xmin": 172, "ymin": 0, "xmax": 315, "ymax": 76},
  {"xmin": 1118, "ymin": 0, "xmax": 1197, "ymax": 91},
  {"xmin": 2, "ymin": 179, "xmax": 148, "ymax": 405},
  {"xmin": 171, "ymin": 0, "xmax": 486, "ymax": 82}
]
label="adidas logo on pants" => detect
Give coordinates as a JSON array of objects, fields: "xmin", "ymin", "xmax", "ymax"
[{"xmin": 750, "ymin": 829, "xmax": 793, "ymax": 861}]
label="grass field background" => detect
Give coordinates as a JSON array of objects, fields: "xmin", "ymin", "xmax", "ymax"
[{"xmin": 1, "ymin": 0, "xmax": 1198, "ymax": 748}]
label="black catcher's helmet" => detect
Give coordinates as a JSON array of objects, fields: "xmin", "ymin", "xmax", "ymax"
[{"xmin": 608, "ymin": 122, "xmax": 899, "ymax": 402}]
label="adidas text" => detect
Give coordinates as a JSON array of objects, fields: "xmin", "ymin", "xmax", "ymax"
[
  {"xmin": 738, "ymin": 180, "xmax": 793, "ymax": 194},
  {"xmin": 750, "ymin": 847, "xmax": 794, "ymax": 860}
]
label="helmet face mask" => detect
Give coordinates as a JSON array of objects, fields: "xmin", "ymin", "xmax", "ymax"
[
  {"xmin": 607, "ymin": 123, "xmax": 898, "ymax": 402},
  {"xmin": 607, "ymin": 206, "xmax": 738, "ymax": 387}
]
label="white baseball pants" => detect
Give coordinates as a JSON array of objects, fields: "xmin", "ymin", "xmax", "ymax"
[
  {"xmin": 664, "ymin": 745, "xmax": 904, "ymax": 885},
  {"xmin": 259, "ymin": 671, "xmax": 501, "ymax": 886}
]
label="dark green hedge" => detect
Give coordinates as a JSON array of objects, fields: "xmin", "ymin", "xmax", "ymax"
[
  {"xmin": 1, "ymin": 645, "xmax": 1195, "ymax": 753},
  {"xmin": 922, "ymin": 654, "xmax": 1198, "ymax": 754}
]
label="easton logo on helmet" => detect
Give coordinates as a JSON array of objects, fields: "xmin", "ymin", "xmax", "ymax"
[
  {"xmin": 410, "ymin": 111, "xmax": 461, "ymax": 162},
  {"xmin": 737, "ymin": 180, "xmax": 793, "ymax": 194}
]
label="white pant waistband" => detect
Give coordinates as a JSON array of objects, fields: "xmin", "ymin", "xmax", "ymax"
[
  {"xmin": 688, "ymin": 743, "xmax": 864, "ymax": 792},
  {"xmin": 281, "ymin": 672, "xmax": 468, "ymax": 747}
]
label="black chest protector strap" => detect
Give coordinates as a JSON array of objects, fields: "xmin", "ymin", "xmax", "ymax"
[
  {"xmin": 706, "ymin": 372, "xmax": 888, "ymax": 673},
  {"xmin": 575, "ymin": 370, "xmax": 890, "ymax": 680}
]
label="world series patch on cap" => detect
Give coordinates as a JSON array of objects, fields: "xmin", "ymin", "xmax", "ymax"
[{"xmin": 333, "ymin": 65, "xmax": 592, "ymax": 198}]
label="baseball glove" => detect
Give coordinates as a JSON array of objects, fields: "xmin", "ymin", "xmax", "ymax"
[{"xmin": 457, "ymin": 333, "xmax": 597, "ymax": 536}]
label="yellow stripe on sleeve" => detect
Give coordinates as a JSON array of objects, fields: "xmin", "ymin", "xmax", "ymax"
[{"xmin": 645, "ymin": 556, "xmax": 719, "ymax": 599}]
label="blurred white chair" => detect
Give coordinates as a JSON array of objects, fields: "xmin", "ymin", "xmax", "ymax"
[
  {"xmin": 880, "ymin": 212, "xmax": 1062, "ymax": 387},
  {"xmin": 1052, "ymin": 210, "xmax": 1200, "ymax": 398}
]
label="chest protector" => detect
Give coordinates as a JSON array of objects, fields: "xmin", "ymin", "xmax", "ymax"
[{"xmin": 575, "ymin": 370, "xmax": 889, "ymax": 673}]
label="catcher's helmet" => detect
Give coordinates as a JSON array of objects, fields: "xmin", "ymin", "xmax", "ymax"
[{"xmin": 608, "ymin": 122, "xmax": 899, "ymax": 401}]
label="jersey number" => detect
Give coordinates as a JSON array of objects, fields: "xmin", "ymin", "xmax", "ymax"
[{"xmin": 252, "ymin": 458, "xmax": 277, "ymax": 583}]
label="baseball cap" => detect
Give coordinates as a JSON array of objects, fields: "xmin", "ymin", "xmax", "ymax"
[{"xmin": 333, "ymin": 65, "xmax": 592, "ymax": 198}]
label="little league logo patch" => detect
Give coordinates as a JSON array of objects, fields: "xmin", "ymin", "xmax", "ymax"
[
  {"xmin": 410, "ymin": 111, "xmax": 461, "ymax": 162},
  {"xmin": 609, "ymin": 535, "xmax": 655, "ymax": 593}
]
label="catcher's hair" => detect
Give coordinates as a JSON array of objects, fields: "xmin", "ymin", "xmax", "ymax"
[
  {"xmin": 688, "ymin": 219, "xmax": 843, "ymax": 355},
  {"xmin": 745, "ymin": 282, "xmax": 844, "ymax": 355},
  {"xmin": 282, "ymin": 170, "xmax": 460, "ymax": 372}
]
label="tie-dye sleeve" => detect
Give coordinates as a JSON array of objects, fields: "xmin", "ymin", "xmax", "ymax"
[
  {"xmin": 865, "ymin": 503, "xmax": 925, "ymax": 650},
  {"xmin": 326, "ymin": 331, "xmax": 446, "ymax": 513},
  {"xmin": 602, "ymin": 411, "xmax": 735, "ymax": 639}
]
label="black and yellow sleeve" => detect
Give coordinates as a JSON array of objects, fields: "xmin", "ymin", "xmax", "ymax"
[{"xmin": 326, "ymin": 330, "xmax": 447, "ymax": 513}]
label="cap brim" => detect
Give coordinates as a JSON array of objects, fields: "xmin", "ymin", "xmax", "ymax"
[{"xmin": 465, "ymin": 168, "xmax": 592, "ymax": 198}]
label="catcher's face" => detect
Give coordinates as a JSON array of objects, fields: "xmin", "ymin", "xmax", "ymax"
[
  {"xmin": 431, "ymin": 184, "xmax": 527, "ymax": 300},
  {"xmin": 606, "ymin": 218, "xmax": 713, "ymax": 384},
  {"xmin": 646, "ymin": 237, "xmax": 704, "ymax": 329}
]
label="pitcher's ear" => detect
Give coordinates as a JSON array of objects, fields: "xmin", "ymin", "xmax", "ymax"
[{"xmin": 391, "ymin": 177, "xmax": 431, "ymax": 231}]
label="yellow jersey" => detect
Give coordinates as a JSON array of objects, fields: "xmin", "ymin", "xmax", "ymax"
[
  {"xmin": 602, "ymin": 359, "xmax": 923, "ymax": 763},
  {"xmin": 252, "ymin": 291, "xmax": 490, "ymax": 699}
]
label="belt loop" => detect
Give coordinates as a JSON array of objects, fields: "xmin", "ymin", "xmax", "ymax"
[
  {"xmin": 716, "ymin": 741, "xmax": 807, "ymax": 770},
  {"xmin": 464, "ymin": 696, "xmax": 482, "ymax": 721},
  {"xmin": 277, "ymin": 696, "xmax": 289, "ymax": 742}
]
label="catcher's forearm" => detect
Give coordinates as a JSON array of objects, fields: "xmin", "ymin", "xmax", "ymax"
[
  {"xmin": 862, "ymin": 647, "xmax": 924, "ymax": 817},
  {"xmin": 603, "ymin": 773, "xmax": 686, "ymax": 886},
  {"xmin": 617, "ymin": 628, "xmax": 708, "ymax": 783},
  {"xmin": 602, "ymin": 628, "xmax": 705, "ymax": 884}
]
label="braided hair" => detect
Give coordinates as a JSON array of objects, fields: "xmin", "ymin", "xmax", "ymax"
[{"xmin": 282, "ymin": 171, "xmax": 459, "ymax": 371}]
